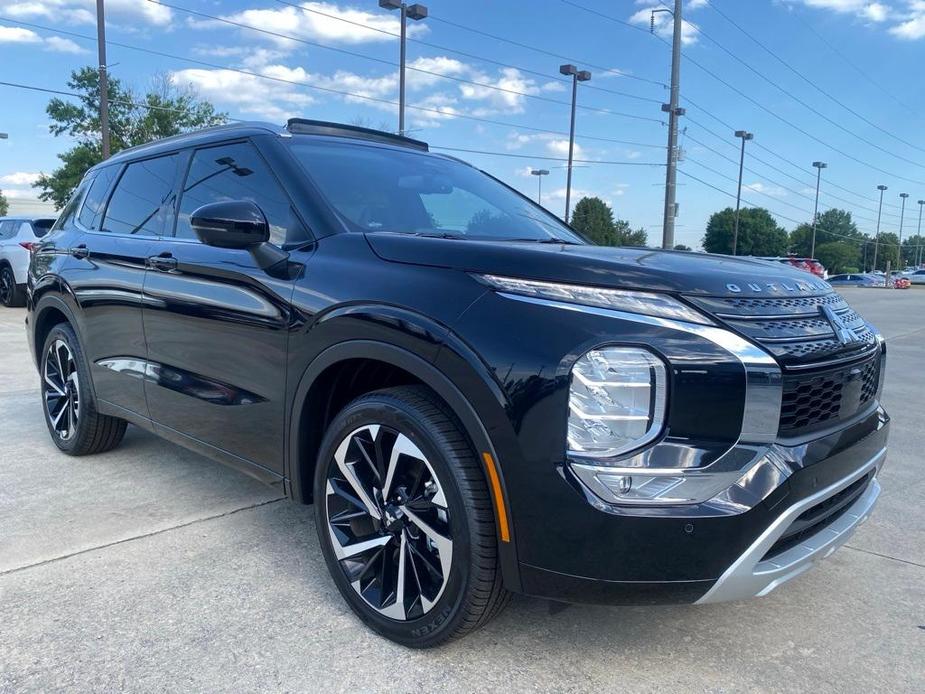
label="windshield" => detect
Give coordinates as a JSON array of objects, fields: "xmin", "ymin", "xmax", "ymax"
[{"xmin": 287, "ymin": 138, "xmax": 585, "ymax": 243}]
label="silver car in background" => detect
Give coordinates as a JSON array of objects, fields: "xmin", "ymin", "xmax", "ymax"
[{"xmin": 0, "ymin": 216, "xmax": 55, "ymax": 307}]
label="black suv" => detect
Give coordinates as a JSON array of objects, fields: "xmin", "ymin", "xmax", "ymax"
[{"xmin": 27, "ymin": 120, "xmax": 888, "ymax": 647}]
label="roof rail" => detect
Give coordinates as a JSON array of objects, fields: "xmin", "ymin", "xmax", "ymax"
[{"xmin": 285, "ymin": 118, "xmax": 429, "ymax": 152}]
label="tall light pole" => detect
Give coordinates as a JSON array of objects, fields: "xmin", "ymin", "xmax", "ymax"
[
  {"xmin": 559, "ymin": 64, "xmax": 591, "ymax": 224},
  {"xmin": 530, "ymin": 169, "xmax": 549, "ymax": 205},
  {"xmin": 917, "ymin": 199, "xmax": 924, "ymax": 268},
  {"xmin": 657, "ymin": 0, "xmax": 684, "ymax": 250},
  {"xmin": 898, "ymin": 192, "xmax": 909, "ymax": 268},
  {"xmin": 378, "ymin": 1, "xmax": 427, "ymax": 137},
  {"xmin": 96, "ymin": 0, "xmax": 111, "ymax": 159},
  {"xmin": 810, "ymin": 161, "xmax": 827, "ymax": 259},
  {"xmin": 872, "ymin": 184, "xmax": 887, "ymax": 272},
  {"xmin": 732, "ymin": 130, "xmax": 754, "ymax": 256}
]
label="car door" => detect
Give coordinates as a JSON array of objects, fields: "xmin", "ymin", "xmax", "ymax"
[
  {"xmin": 67, "ymin": 155, "xmax": 182, "ymax": 417},
  {"xmin": 142, "ymin": 140, "xmax": 303, "ymax": 475}
]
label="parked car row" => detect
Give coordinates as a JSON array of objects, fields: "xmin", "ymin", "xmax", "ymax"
[{"xmin": 0, "ymin": 216, "xmax": 56, "ymax": 307}]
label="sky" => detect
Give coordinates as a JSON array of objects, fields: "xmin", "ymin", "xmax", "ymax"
[{"xmin": 1, "ymin": 0, "xmax": 924, "ymax": 250}]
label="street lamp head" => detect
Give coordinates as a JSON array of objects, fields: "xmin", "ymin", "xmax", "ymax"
[
  {"xmin": 577, "ymin": 70, "xmax": 592, "ymax": 82},
  {"xmin": 919, "ymin": 200, "xmax": 925, "ymax": 205},
  {"xmin": 531, "ymin": 169, "xmax": 549, "ymax": 176},
  {"xmin": 877, "ymin": 184, "xmax": 888, "ymax": 191},
  {"xmin": 0, "ymin": 132, "xmax": 8, "ymax": 139},
  {"xmin": 900, "ymin": 192, "xmax": 910, "ymax": 199},
  {"xmin": 559, "ymin": 64, "xmax": 578, "ymax": 76},
  {"xmin": 406, "ymin": 3, "xmax": 427, "ymax": 20},
  {"xmin": 378, "ymin": 0, "xmax": 402, "ymax": 9},
  {"xmin": 734, "ymin": 130, "xmax": 753, "ymax": 140},
  {"xmin": 812, "ymin": 161, "xmax": 827, "ymax": 169}
]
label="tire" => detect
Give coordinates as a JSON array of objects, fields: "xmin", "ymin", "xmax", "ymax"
[
  {"xmin": 40, "ymin": 322, "xmax": 127, "ymax": 456},
  {"xmin": 0, "ymin": 266, "xmax": 25, "ymax": 307},
  {"xmin": 314, "ymin": 385, "xmax": 510, "ymax": 647}
]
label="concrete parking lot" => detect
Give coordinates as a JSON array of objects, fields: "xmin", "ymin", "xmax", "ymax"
[{"xmin": 1, "ymin": 288, "xmax": 923, "ymax": 693}]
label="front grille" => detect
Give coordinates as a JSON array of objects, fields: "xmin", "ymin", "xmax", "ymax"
[
  {"xmin": 762, "ymin": 472, "xmax": 873, "ymax": 561},
  {"xmin": 778, "ymin": 356, "xmax": 879, "ymax": 435},
  {"xmin": 686, "ymin": 290, "xmax": 883, "ymax": 438}
]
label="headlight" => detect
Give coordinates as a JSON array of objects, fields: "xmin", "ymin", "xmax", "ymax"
[
  {"xmin": 568, "ymin": 347, "xmax": 667, "ymax": 459},
  {"xmin": 478, "ymin": 274, "xmax": 712, "ymax": 325}
]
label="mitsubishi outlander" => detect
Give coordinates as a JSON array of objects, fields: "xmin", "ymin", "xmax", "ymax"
[{"xmin": 26, "ymin": 120, "xmax": 888, "ymax": 647}]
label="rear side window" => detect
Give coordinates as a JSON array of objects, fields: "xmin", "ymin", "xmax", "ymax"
[
  {"xmin": 31, "ymin": 219, "xmax": 55, "ymax": 237},
  {"xmin": 0, "ymin": 221, "xmax": 19, "ymax": 239},
  {"xmin": 53, "ymin": 175, "xmax": 94, "ymax": 232},
  {"xmin": 102, "ymin": 154, "xmax": 181, "ymax": 236},
  {"xmin": 174, "ymin": 141, "xmax": 303, "ymax": 245},
  {"xmin": 78, "ymin": 166, "xmax": 119, "ymax": 230}
]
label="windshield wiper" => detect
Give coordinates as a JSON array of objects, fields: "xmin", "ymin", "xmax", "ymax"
[
  {"xmin": 411, "ymin": 231, "xmax": 467, "ymax": 240},
  {"xmin": 505, "ymin": 237, "xmax": 582, "ymax": 245}
]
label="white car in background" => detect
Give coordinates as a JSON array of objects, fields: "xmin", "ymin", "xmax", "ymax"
[
  {"xmin": 0, "ymin": 216, "xmax": 56, "ymax": 307},
  {"xmin": 908, "ymin": 269, "xmax": 925, "ymax": 284}
]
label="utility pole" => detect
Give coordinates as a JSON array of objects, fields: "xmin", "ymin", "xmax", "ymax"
[
  {"xmin": 530, "ymin": 169, "xmax": 549, "ymax": 205},
  {"xmin": 658, "ymin": 0, "xmax": 684, "ymax": 250},
  {"xmin": 96, "ymin": 0, "xmax": 111, "ymax": 159},
  {"xmin": 917, "ymin": 199, "xmax": 924, "ymax": 267},
  {"xmin": 559, "ymin": 64, "xmax": 591, "ymax": 224},
  {"xmin": 732, "ymin": 130, "xmax": 753, "ymax": 256},
  {"xmin": 810, "ymin": 161, "xmax": 827, "ymax": 258},
  {"xmin": 898, "ymin": 192, "xmax": 909, "ymax": 268},
  {"xmin": 872, "ymin": 184, "xmax": 887, "ymax": 272},
  {"xmin": 378, "ymin": 1, "xmax": 427, "ymax": 137}
]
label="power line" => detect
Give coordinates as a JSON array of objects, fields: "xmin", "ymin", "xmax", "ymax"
[
  {"xmin": 431, "ymin": 146, "xmax": 665, "ymax": 166},
  {"xmin": 683, "ymin": 97, "xmax": 907, "ymax": 212},
  {"xmin": 146, "ymin": 1, "xmax": 662, "ymax": 123},
  {"xmin": 695, "ymin": 0, "xmax": 925, "ymax": 162},
  {"xmin": 0, "ymin": 17, "xmax": 666, "ymax": 149}
]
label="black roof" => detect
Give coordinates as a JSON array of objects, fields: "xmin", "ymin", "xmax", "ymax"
[{"xmin": 94, "ymin": 119, "xmax": 432, "ymax": 173}]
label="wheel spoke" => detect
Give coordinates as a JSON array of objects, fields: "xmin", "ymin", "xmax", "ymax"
[
  {"xmin": 401, "ymin": 506, "xmax": 453, "ymax": 578},
  {"xmin": 378, "ymin": 532, "xmax": 407, "ymax": 620},
  {"xmin": 329, "ymin": 532, "xmax": 391, "ymax": 561},
  {"xmin": 334, "ymin": 433, "xmax": 381, "ymax": 520},
  {"xmin": 44, "ymin": 372, "xmax": 65, "ymax": 396},
  {"xmin": 383, "ymin": 433, "xmax": 425, "ymax": 500},
  {"xmin": 50, "ymin": 399, "xmax": 67, "ymax": 429}
]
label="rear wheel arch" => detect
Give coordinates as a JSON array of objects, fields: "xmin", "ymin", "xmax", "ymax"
[{"xmin": 32, "ymin": 295, "xmax": 80, "ymax": 364}]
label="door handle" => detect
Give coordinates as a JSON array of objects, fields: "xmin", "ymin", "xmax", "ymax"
[
  {"xmin": 147, "ymin": 252, "xmax": 178, "ymax": 272},
  {"xmin": 70, "ymin": 244, "xmax": 89, "ymax": 259}
]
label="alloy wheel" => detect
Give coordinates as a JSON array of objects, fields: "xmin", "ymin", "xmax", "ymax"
[
  {"xmin": 325, "ymin": 424, "xmax": 453, "ymax": 621},
  {"xmin": 0, "ymin": 269, "xmax": 12, "ymax": 305},
  {"xmin": 43, "ymin": 339, "xmax": 80, "ymax": 441}
]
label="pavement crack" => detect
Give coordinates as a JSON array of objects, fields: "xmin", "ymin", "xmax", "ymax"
[
  {"xmin": 0, "ymin": 497, "xmax": 286, "ymax": 577},
  {"xmin": 844, "ymin": 543, "xmax": 925, "ymax": 569}
]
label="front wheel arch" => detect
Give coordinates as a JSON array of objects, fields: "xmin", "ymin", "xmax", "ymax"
[{"xmin": 288, "ymin": 340, "xmax": 520, "ymax": 590}]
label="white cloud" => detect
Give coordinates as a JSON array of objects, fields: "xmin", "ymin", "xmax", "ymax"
[
  {"xmin": 746, "ymin": 182, "xmax": 788, "ymax": 198},
  {"xmin": 0, "ymin": 0, "xmax": 171, "ymax": 26},
  {"xmin": 546, "ymin": 138, "xmax": 584, "ymax": 158},
  {"xmin": 197, "ymin": 1, "xmax": 426, "ymax": 49},
  {"xmin": 889, "ymin": 1, "xmax": 925, "ymax": 38},
  {"xmin": 0, "ymin": 24, "xmax": 86, "ymax": 51},
  {"xmin": 0, "ymin": 171, "xmax": 41, "ymax": 186},
  {"xmin": 44, "ymin": 35, "xmax": 86, "ymax": 53},
  {"xmin": 169, "ymin": 68, "xmax": 315, "ymax": 121},
  {"xmin": 0, "ymin": 25, "xmax": 40, "ymax": 43},
  {"xmin": 629, "ymin": 6, "xmax": 700, "ymax": 44}
]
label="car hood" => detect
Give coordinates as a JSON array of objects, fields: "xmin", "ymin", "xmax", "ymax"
[{"xmin": 365, "ymin": 234, "xmax": 832, "ymax": 298}]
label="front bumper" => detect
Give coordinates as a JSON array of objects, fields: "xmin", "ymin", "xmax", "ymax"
[{"xmin": 517, "ymin": 406, "xmax": 888, "ymax": 605}]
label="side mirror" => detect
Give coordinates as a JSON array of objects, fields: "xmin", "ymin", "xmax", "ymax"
[{"xmin": 190, "ymin": 200, "xmax": 269, "ymax": 249}]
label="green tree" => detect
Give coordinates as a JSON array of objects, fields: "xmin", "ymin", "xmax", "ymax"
[
  {"xmin": 901, "ymin": 234, "xmax": 924, "ymax": 268},
  {"xmin": 702, "ymin": 207, "xmax": 788, "ymax": 256},
  {"xmin": 0, "ymin": 190, "xmax": 8, "ymax": 217},
  {"xmin": 673, "ymin": 244, "xmax": 692, "ymax": 251},
  {"xmin": 872, "ymin": 232, "xmax": 901, "ymax": 272},
  {"xmin": 570, "ymin": 196, "xmax": 617, "ymax": 245},
  {"xmin": 614, "ymin": 219, "xmax": 648, "ymax": 247},
  {"xmin": 35, "ymin": 67, "xmax": 227, "ymax": 209},
  {"xmin": 814, "ymin": 241, "xmax": 858, "ymax": 274}
]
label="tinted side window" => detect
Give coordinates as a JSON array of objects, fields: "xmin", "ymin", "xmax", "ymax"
[
  {"xmin": 175, "ymin": 142, "xmax": 298, "ymax": 245},
  {"xmin": 52, "ymin": 175, "xmax": 93, "ymax": 232},
  {"xmin": 102, "ymin": 154, "xmax": 181, "ymax": 236},
  {"xmin": 0, "ymin": 221, "xmax": 16, "ymax": 239},
  {"xmin": 31, "ymin": 219, "xmax": 55, "ymax": 237},
  {"xmin": 78, "ymin": 165, "xmax": 119, "ymax": 230}
]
